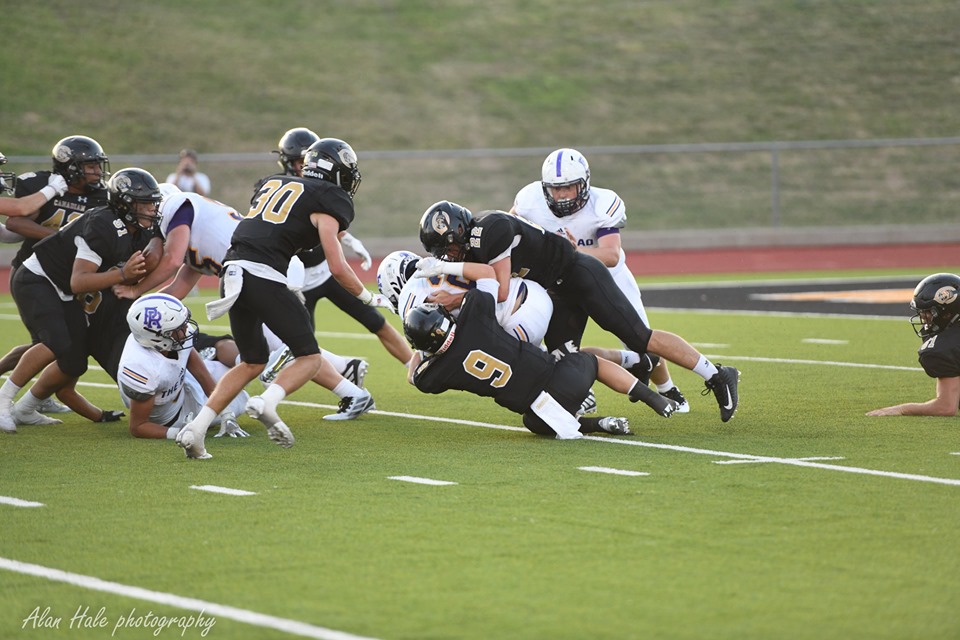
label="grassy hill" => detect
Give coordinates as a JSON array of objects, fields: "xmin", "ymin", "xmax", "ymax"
[{"xmin": 3, "ymin": 0, "xmax": 959, "ymax": 239}]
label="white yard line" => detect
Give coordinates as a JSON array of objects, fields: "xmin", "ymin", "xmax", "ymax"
[
  {"xmin": 0, "ymin": 557, "xmax": 381, "ymax": 640},
  {"xmin": 387, "ymin": 476, "xmax": 457, "ymax": 486},
  {"xmin": 370, "ymin": 408, "xmax": 960, "ymax": 487},
  {"xmin": 190, "ymin": 485, "xmax": 256, "ymax": 496},
  {"xmin": 578, "ymin": 466, "xmax": 649, "ymax": 477},
  {"xmin": 0, "ymin": 496, "xmax": 44, "ymax": 508}
]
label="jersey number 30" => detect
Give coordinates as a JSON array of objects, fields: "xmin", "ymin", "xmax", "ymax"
[{"xmin": 248, "ymin": 179, "xmax": 305, "ymax": 224}]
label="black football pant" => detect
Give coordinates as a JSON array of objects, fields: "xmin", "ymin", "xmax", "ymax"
[{"xmin": 543, "ymin": 252, "xmax": 652, "ymax": 356}]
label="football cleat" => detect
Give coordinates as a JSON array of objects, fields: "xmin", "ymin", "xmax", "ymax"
[
  {"xmin": 12, "ymin": 402, "xmax": 63, "ymax": 426},
  {"xmin": 660, "ymin": 387, "xmax": 689, "ymax": 414},
  {"xmin": 577, "ymin": 389, "xmax": 597, "ymax": 416},
  {"xmin": 37, "ymin": 397, "xmax": 72, "ymax": 413},
  {"xmin": 267, "ymin": 421, "xmax": 295, "ymax": 448},
  {"xmin": 598, "ymin": 416, "xmax": 633, "ymax": 435},
  {"xmin": 627, "ymin": 353, "xmax": 660, "ymax": 387},
  {"xmin": 342, "ymin": 358, "xmax": 369, "ymax": 388},
  {"xmin": 703, "ymin": 365, "xmax": 740, "ymax": 422},
  {"xmin": 323, "ymin": 390, "xmax": 376, "ymax": 421},
  {"xmin": 259, "ymin": 346, "xmax": 294, "ymax": 387},
  {"xmin": 176, "ymin": 425, "xmax": 211, "ymax": 460},
  {"xmin": 629, "ymin": 382, "xmax": 678, "ymax": 418},
  {"xmin": 0, "ymin": 399, "xmax": 16, "ymax": 433}
]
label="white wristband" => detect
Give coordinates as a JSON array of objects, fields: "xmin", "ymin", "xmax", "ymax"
[
  {"xmin": 166, "ymin": 427, "xmax": 181, "ymax": 440},
  {"xmin": 40, "ymin": 185, "xmax": 57, "ymax": 201},
  {"xmin": 441, "ymin": 262, "xmax": 465, "ymax": 278},
  {"xmin": 356, "ymin": 288, "xmax": 373, "ymax": 304}
]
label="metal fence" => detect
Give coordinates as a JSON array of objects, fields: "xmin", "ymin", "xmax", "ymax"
[{"xmin": 8, "ymin": 136, "xmax": 960, "ymax": 252}]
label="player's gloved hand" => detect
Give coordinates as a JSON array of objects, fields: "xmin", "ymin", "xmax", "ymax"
[
  {"xmin": 356, "ymin": 288, "xmax": 396, "ymax": 313},
  {"xmin": 341, "ymin": 232, "xmax": 372, "ymax": 271},
  {"xmin": 414, "ymin": 257, "xmax": 465, "ymax": 279},
  {"xmin": 47, "ymin": 173, "xmax": 69, "ymax": 197},
  {"xmin": 214, "ymin": 413, "xmax": 250, "ymax": 438},
  {"xmin": 97, "ymin": 410, "xmax": 125, "ymax": 423}
]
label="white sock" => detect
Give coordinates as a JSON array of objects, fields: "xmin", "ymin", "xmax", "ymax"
[
  {"xmin": 17, "ymin": 391, "xmax": 41, "ymax": 412},
  {"xmin": 621, "ymin": 350, "xmax": 640, "ymax": 369},
  {"xmin": 192, "ymin": 406, "xmax": 217, "ymax": 431},
  {"xmin": 332, "ymin": 379, "xmax": 363, "ymax": 399},
  {"xmin": 0, "ymin": 379, "xmax": 22, "ymax": 403},
  {"xmin": 691, "ymin": 356, "xmax": 719, "ymax": 381},
  {"xmin": 320, "ymin": 349, "xmax": 349, "ymax": 373},
  {"xmin": 262, "ymin": 383, "xmax": 287, "ymax": 407},
  {"xmin": 656, "ymin": 379, "xmax": 675, "ymax": 393}
]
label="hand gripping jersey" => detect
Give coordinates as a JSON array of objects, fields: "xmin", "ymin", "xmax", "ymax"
[{"xmin": 397, "ymin": 273, "xmax": 553, "ymax": 346}]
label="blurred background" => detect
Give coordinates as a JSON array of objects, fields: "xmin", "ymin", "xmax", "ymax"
[{"xmin": 3, "ymin": 0, "xmax": 959, "ymax": 256}]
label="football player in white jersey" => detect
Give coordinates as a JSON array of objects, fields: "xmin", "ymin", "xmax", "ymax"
[
  {"xmin": 111, "ymin": 184, "xmax": 370, "ymax": 405},
  {"xmin": 377, "ymin": 250, "xmax": 553, "ymax": 347},
  {"xmin": 510, "ymin": 148, "xmax": 689, "ymax": 412},
  {"xmin": 120, "ymin": 294, "xmax": 248, "ymax": 443}
]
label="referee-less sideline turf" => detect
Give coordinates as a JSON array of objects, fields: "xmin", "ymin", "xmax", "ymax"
[{"xmin": 1, "ymin": 284, "xmax": 958, "ymax": 640}]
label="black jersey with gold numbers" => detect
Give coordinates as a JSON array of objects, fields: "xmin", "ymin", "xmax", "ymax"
[
  {"xmin": 466, "ymin": 212, "xmax": 576, "ymax": 286},
  {"xmin": 31, "ymin": 206, "xmax": 156, "ymax": 295},
  {"xmin": 412, "ymin": 288, "xmax": 555, "ymax": 413},
  {"xmin": 918, "ymin": 325, "xmax": 960, "ymax": 379},
  {"xmin": 13, "ymin": 170, "xmax": 108, "ymax": 269},
  {"xmin": 227, "ymin": 174, "xmax": 354, "ymax": 274}
]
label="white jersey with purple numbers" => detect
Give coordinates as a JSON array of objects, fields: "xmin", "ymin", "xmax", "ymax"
[
  {"xmin": 512, "ymin": 181, "xmax": 648, "ymax": 326},
  {"xmin": 117, "ymin": 335, "xmax": 248, "ymax": 428},
  {"xmin": 159, "ymin": 191, "xmax": 244, "ymax": 276},
  {"xmin": 398, "ymin": 274, "xmax": 553, "ymax": 347}
]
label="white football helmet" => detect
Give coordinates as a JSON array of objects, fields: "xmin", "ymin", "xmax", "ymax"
[
  {"xmin": 377, "ymin": 250, "xmax": 421, "ymax": 308},
  {"xmin": 158, "ymin": 182, "xmax": 182, "ymax": 202},
  {"xmin": 126, "ymin": 293, "xmax": 197, "ymax": 351},
  {"xmin": 540, "ymin": 148, "xmax": 591, "ymax": 217}
]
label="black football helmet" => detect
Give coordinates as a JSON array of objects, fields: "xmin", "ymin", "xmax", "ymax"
[
  {"xmin": 910, "ymin": 273, "xmax": 960, "ymax": 339},
  {"xmin": 108, "ymin": 168, "xmax": 163, "ymax": 229},
  {"xmin": 51, "ymin": 135, "xmax": 110, "ymax": 191},
  {"xmin": 301, "ymin": 138, "xmax": 361, "ymax": 197},
  {"xmin": 403, "ymin": 303, "xmax": 456, "ymax": 354},
  {"xmin": 418, "ymin": 200, "xmax": 474, "ymax": 261},
  {"xmin": 274, "ymin": 127, "xmax": 320, "ymax": 176},
  {"xmin": 0, "ymin": 152, "xmax": 15, "ymax": 195}
]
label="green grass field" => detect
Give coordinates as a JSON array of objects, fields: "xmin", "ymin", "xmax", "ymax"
[{"xmin": 2, "ymin": 271, "xmax": 959, "ymax": 639}]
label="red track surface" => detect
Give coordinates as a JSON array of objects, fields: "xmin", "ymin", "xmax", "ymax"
[{"xmin": 1, "ymin": 242, "xmax": 957, "ymax": 294}]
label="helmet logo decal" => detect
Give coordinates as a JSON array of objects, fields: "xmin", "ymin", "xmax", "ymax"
[
  {"xmin": 114, "ymin": 172, "xmax": 133, "ymax": 192},
  {"xmin": 143, "ymin": 307, "xmax": 163, "ymax": 330},
  {"xmin": 53, "ymin": 145, "xmax": 72, "ymax": 163},
  {"xmin": 431, "ymin": 211, "xmax": 451, "ymax": 235},
  {"xmin": 935, "ymin": 286, "xmax": 957, "ymax": 305},
  {"xmin": 337, "ymin": 148, "xmax": 357, "ymax": 165}
]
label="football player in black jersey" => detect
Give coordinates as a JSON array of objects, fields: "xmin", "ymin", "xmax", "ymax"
[
  {"xmin": 176, "ymin": 138, "xmax": 394, "ymax": 459},
  {"xmin": 867, "ymin": 273, "xmax": 960, "ymax": 417},
  {"xmin": 259, "ymin": 128, "xmax": 412, "ymax": 371},
  {"xmin": 405, "ymin": 259, "xmax": 678, "ymax": 438},
  {"xmin": 0, "ymin": 168, "xmax": 161, "ymax": 434},
  {"xmin": 0, "ymin": 152, "xmax": 69, "ymax": 218},
  {"xmin": 0, "ymin": 137, "xmax": 111, "ymax": 391},
  {"xmin": 419, "ymin": 201, "xmax": 740, "ymax": 422}
]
